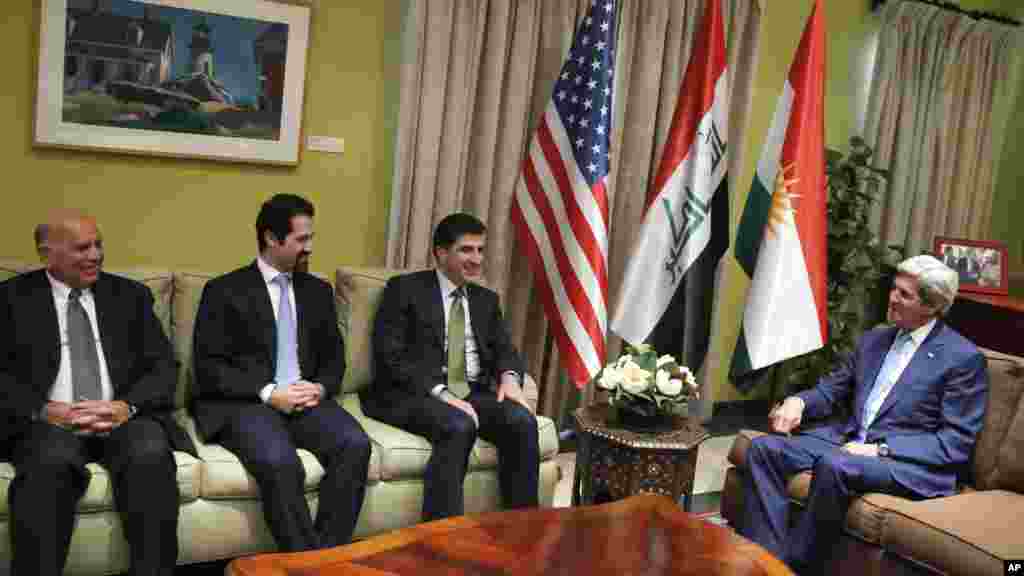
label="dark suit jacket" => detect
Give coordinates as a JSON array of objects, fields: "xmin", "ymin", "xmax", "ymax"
[
  {"xmin": 363, "ymin": 269, "xmax": 523, "ymax": 405},
  {"xmin": 796, "ymin": 321, "xmax": 988, "ymax": 498},
  {"xmin": 0, "ymin": 269, "xmax": 195, "ymax": 456},
  {"xmin": 191, "ymin": 261, "xmax": 345, "ymax": 441}
]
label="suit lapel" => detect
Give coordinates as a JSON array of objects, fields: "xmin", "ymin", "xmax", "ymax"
[
  {"xmin": 855, "ymin": 328, "xmax": 898, "ymax": 422},
  {"xmin": 29, "ymin": 271, "xmax": 62, "ymax": 390},
  {"xmin": 246, "ymin": 263, "xmax": 277, "ymax": 364},
  {"xmin": 872, "ymin": 322, "xmax": 945, "ymax": 425},
  {"xmin": 292, "ymin": 273, "xmax": 310, "ymax": 375},
  {"xmin": 91, "ymin": 274, "xmax": 117, "ymax": 387},
  {"xmin": 425, "ymin": 272, "xmax": 446, "ymax": 348}
]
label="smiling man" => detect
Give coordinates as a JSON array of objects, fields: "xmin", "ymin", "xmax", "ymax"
[
  {"xmin": 1, "ymin": 210, "xmax": 195, "ymax": 576},
  {"xmin": 191, "ymin": 194, "xmax": 370, "ymax": 551},
  {"xmin": 737, "ymin": 254, "xmax": 989, "ymax": 574},
  {"xmin": 362, "ymin": 212, "xmax": 539, "ymax": 521}
]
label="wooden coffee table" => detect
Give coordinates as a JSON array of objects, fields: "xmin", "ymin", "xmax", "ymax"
[{"xmin": 226, "ymin": 494, "xmax": 792, "ymax": 575}]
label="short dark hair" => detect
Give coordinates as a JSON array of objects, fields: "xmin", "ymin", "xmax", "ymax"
[
  {"xmin": 256, "ymin": 194, "xmax": 315, "ymax": 251},
  {"xmin": 432, "ymin": 213, "xmax": 486, "ymax": 252}
]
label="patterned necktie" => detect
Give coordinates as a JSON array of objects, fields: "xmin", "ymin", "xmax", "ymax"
[
  {"xmin": 860, "ymin": 331, "xmax": 913, "ymax": 438},
  {"xmin": 68, "ymin": 288, "xmax": 102, "ymax": 401},
  {"xmin": 447, "ymin": 287, "xmax": 471, "ymax": 399},
  {"xmin": 273, "ymin": 274, "xmax": 300, "ymax": 386}
]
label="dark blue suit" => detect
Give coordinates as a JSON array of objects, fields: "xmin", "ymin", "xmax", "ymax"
[{"xmin": 739, "ymin": 321, "xmax": 988, "ymax": 572}]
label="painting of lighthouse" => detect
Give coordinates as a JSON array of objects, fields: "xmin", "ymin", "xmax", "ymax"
[{"xmin": 35, "ymin": 0, "xmax": 310, "ymax": 165}]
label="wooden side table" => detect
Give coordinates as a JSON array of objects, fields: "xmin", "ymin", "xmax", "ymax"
[{"xmin": 572, "ymin": 404, "xmax": 710, "ymax": 510}]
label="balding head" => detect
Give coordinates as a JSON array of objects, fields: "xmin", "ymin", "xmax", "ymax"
[{"xmin": 45, "ymin": 210, "xmax": 104, "ymax": 288}]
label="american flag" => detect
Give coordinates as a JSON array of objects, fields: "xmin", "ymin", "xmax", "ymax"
[{"xmin": 511, "ymin": 0, "xmax": 618, "ymax": 387}]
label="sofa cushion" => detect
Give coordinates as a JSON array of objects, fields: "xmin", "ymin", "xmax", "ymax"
[
  {"xmin": 105, "ymin": 268, "xmax": 174, "ymax": 345},
  {"xmin": 0, "ymin": 451, "xmax": 200, "ymax": 519},
  {"xmin": 194, "ymin": 442, "xmax": 326, "ymax": 500},
  {"xmin": 879, "ymin": 490, "xmax": 1023, "ymax": 576},
  {"xmin": 335, "ymin": 267, "xmax": 408, "ymax": 395},
  {"xmin": 972, "ymin": 348, "xmax": 1024, "ymax": 492},
  {"xmin": 172, "ymin": 271, "xmax": 216, "ymax": 411},
  {"xmin": 341, "ymin": 394, "xmax": 558, "ymax": 481}
]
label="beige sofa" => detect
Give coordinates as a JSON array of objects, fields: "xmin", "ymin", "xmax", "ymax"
[{"xmin": 0, "ymin": 262, "xmax": 561, "ymax": 575}]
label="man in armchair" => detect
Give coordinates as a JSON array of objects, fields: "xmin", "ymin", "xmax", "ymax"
[{"xmin": 738, "ymin": 254, "xmax": 989, "ymax": 574}]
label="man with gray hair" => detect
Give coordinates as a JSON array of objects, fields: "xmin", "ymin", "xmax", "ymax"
[{"xmin": 737, "ymin": 254, "xmax": 988, "ymax": 574}]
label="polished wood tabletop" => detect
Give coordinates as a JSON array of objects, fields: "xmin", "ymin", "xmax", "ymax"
[{"xmin": 226, "ymin": 494, "xmax": 792, "ymax": 576}]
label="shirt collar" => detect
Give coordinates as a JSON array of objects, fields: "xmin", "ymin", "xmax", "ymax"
[
  {"xmin": 46, "ymin": 270, "xmax": 91, "ymax": 300},
  {"xmin": 903, "ymin": 318, "xmax": 936, "ymax": 347},
  {"xmin": 436, "ymin": 269, "xmax": 464, "ymax": 301},
  {"xmin": 257, "ymin": 255, "xmax": 288, "ymax": 285}
]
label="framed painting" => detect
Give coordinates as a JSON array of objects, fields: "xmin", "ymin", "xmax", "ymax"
[
  {"xmin": 34, "ymin": 0, "xmax": 311, "ymax": 165},
  {"xmin": 933, "ymin": 236, "xmax": 1009, "ymax": 296}
]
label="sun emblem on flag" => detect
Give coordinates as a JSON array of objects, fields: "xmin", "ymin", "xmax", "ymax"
[{"xmin": 767, "ymin": 161, "xmax": 800, "ymax": 237}]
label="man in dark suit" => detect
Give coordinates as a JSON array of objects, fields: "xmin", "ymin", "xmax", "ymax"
[
  {"xmin": 0, "ymin": 210, "xmax": 196, "ymax": 576},
  {"xmin": 738, "ymin": 254, "xmax": 989, "ymax": 574},
  {"xmin": 362, "ymin": 212, "xmax": 539, "ymax": 521},
  {"xmin": 192, "ymin": 194, "xmax": 370, "ymax": 552}
]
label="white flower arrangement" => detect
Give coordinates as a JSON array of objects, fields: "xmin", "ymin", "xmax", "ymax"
[{"xmin": 594, "ymin": 343, "xmax": 699, "ymax": 415}]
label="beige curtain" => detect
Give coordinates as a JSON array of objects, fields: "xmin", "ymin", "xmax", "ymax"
[
  {"xmin": 389, "ymin": 0, "xmax": 763, "ymax": 424},
  {"xmin": 863, "ymin": 1, "xmax": 1023, "ymax": 256}
]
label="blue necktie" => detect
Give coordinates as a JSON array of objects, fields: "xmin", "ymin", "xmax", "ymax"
[
  {"xmin": 859, "ymin": 331, "xmax": 913, "ymax": 439},
  {"xmin": 273, "ymin": 274, "xmax": 300, "ymax": 386}
]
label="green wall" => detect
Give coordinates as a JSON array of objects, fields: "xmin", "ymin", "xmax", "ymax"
[{"xmin": 0, "ymin": 1, "xmax": 403, "ymax": 275}]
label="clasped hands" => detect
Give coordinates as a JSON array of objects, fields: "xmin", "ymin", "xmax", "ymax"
[
  {"xmin": 269, "ymin": 380, "xmax": 324, "ymax": 414},
  {"xmin": 769, "ymin": 396, "xmax": 880, "ymax": 457},
  {"xmin": 45, "ymin": 400, "xmax": 132, "ymax": 435}
]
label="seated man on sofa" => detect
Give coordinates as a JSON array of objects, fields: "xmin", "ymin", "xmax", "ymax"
[
  {"xmin": 191, "ymin": 194, "xmax": 371, "ymax": 552},
  {"xmin": 0, "ymin": 210, "xmax": 196, "ymax": 576},
  {"xmin": 361, "ymin": 212, "xmax": 539, "ymax": 521},
  {"xmin": 738, "ymin": 254, "xmax": 989, "ymax": 574}
]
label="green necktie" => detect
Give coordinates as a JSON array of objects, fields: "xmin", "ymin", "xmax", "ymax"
[{"xmin": 447, "ymin": 288, "xmax": 471, "ymax": 398}]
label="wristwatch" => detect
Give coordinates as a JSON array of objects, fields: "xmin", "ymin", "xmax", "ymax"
[
  {"xmin": 878, "ymin": 443, "xmax": 891, "ymax": 458},
  {"xmin": 126, "ymin": 403, "xmax": 139, "ymax": 419}
]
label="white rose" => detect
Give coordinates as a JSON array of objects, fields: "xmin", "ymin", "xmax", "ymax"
[
  {"xmin": 656, "ymin": 354, "xmax": 676, "ymax": 369},
  {"xmin": 620, "ymin": 360, "xmax": 651, "ymax": 394},
  {"xmin": 655, "ymin": 371, "xmax": 683, "ymax": 396},
  {"xmin": 597, "ymin": 366, "xmax": 622, "ymax": 390}
]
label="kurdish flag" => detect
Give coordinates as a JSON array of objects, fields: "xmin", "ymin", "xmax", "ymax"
[{"xmin": 730, "ymin": 0, "xmax": 827, "ymax": 389}]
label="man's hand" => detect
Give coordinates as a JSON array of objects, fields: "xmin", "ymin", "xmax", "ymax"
[
  {"xmin": 67, "ymin": 400, "xmax": 132, "ymax": 434},
  {"xmin": 769, "ymin": 396, "xmax": 805, "ymax": 435},
  {"xmin": 496, "ymin": 373, "xmax": 532, "ymax": 413},
  {"xmin": 841, "ymin": 442, "xmax": 880, "ymax": 457},
  {"xmin": 268, "ymin": 383, "xmax": 321, "ymax": 414},
  {"xmin": 440, "ymin": 392, "xmax": 479, "ymax": 428},
  {"xmin": 44, "ymin": 401, "xmax": 75, "ymax": 429}
]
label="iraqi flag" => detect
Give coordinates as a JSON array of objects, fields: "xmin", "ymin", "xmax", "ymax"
[
  {"xmin": 611, "ymin": 0, "xmax": 728, "ymax": 374},
  {"xmin": 730, "ymin": 0, "xmax": 827, "ymax": 389}
]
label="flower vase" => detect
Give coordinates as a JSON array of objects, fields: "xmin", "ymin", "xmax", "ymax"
[{"xmin": 615, "ymin": 401, "xmax": 675, "ymax": 434}]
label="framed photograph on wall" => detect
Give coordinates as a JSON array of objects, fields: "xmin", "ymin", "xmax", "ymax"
[
  {"xmin": 933, "ymin": 236, "xmax": 1009, "ymax": 296},
  {"xmin": 34, "ymin": 0, "xmax": 311, "ymax": 165}
]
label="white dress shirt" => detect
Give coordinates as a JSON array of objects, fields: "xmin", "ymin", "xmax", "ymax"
[
  {"xmin": 47, "ymin": 272, "xmax": 114, "ymax": 403},
  {"xmin": 257, "ymin": 256, "xmax": 298, "ymax": 403},
  {"xmin": 437, "ymin": 270, "xmax": 481, "ymax": 386}
]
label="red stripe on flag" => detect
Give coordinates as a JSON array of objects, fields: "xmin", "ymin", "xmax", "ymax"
[
  {"xmin": 520, "ymin": 150, "xmax": 607, "ymax": 366},
  {"xmin": 782, "ymin": 0, "xmax": 828, "ymax": 339},
  {"xmin": 535, "ymin": 118, "xmax": 610, "ymax": 299},
  {"xmin": 510, "ymin": 200, "xmax": 593, "ymax": 386},
  {"xmin": 646, "ymin": 0, "xmax": 728, "ymax": 212}
]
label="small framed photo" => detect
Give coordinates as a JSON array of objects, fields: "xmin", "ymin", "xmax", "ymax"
[{"xmin": 933, "ymin": 237, "xmax": 1009, "ymax": 296}]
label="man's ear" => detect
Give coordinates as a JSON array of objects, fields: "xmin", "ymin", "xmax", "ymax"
[{"xmin": 263, "ymin": 229, "xmax": 279, "ymax": 248}]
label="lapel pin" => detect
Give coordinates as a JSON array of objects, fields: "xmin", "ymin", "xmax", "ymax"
[{"xmin": 927, "ymin": 352, "xmax": 935, "ymax": 359}]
